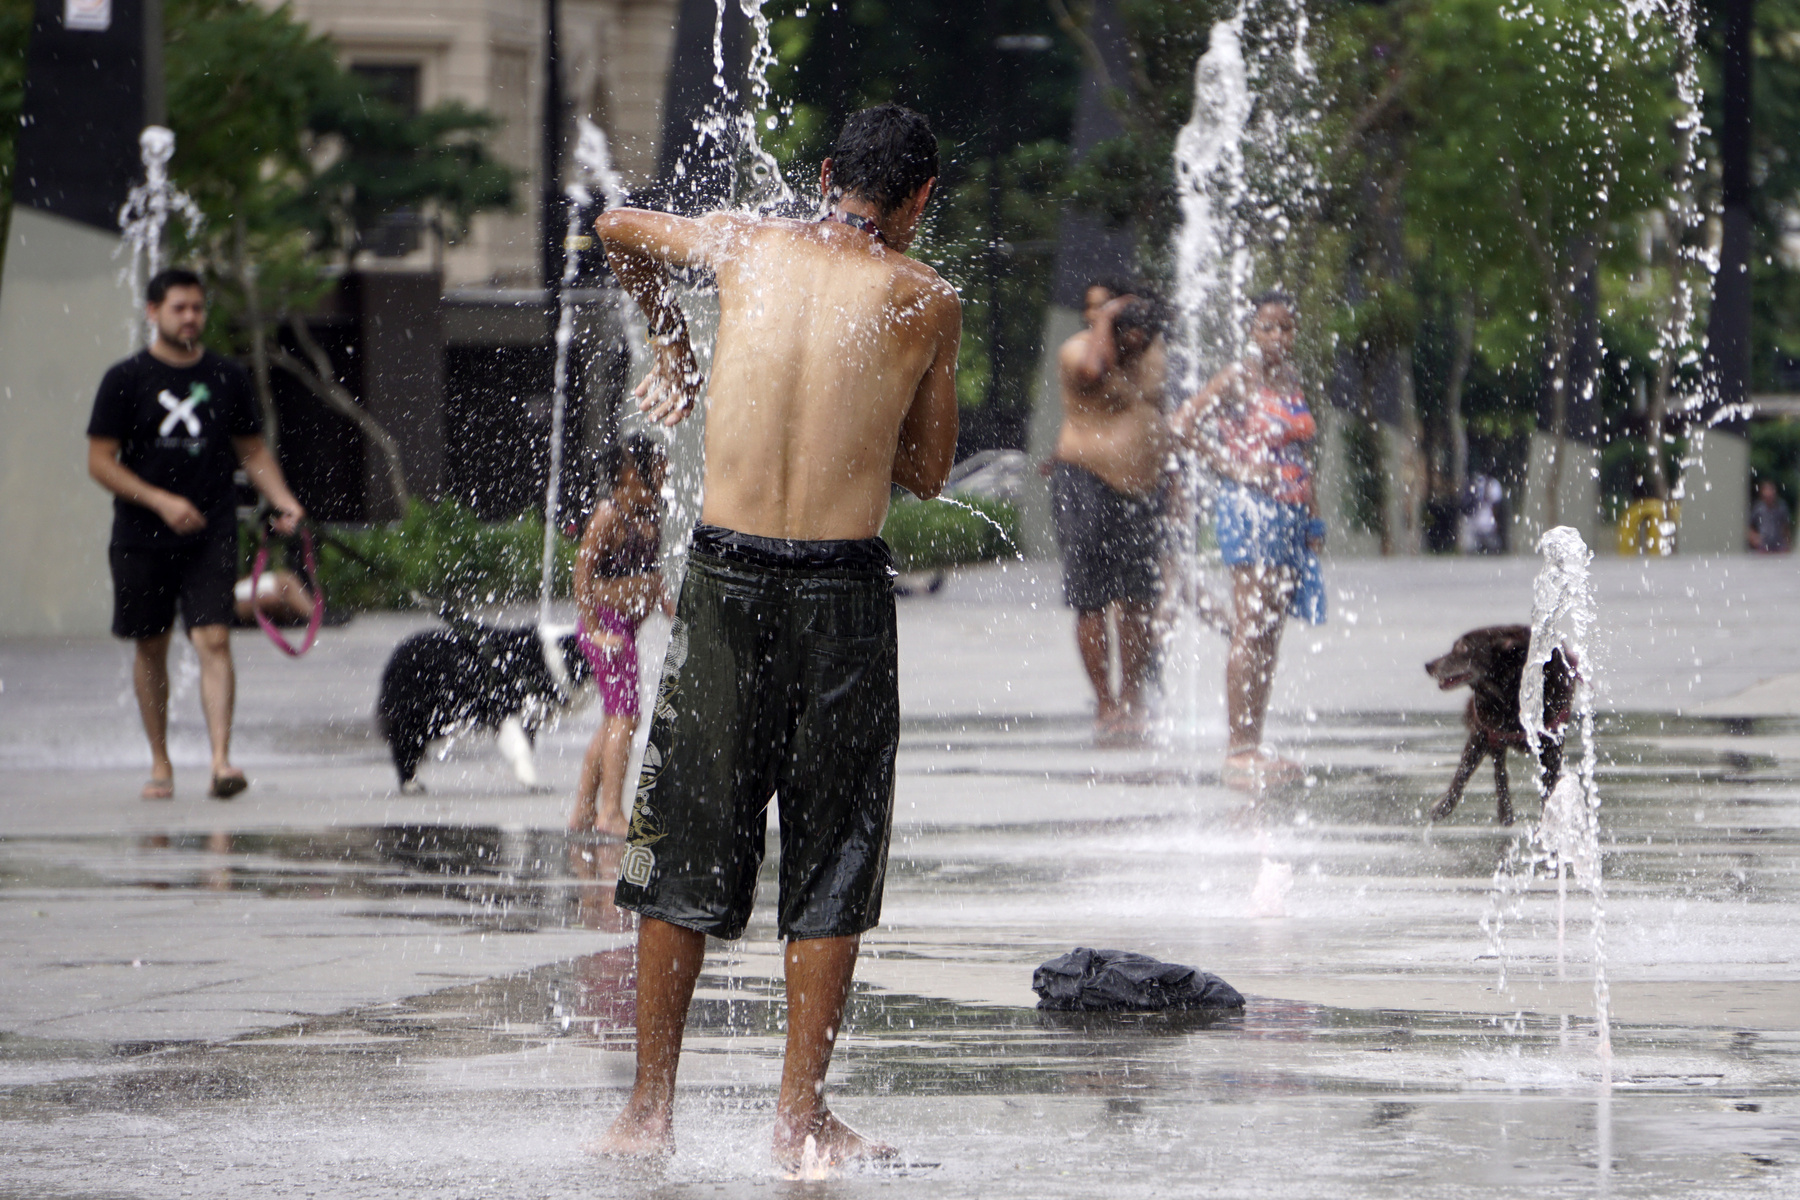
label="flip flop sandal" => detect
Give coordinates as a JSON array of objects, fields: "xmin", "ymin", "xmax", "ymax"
[
  {"xmin": 141, "ymin": 777, "xmax": 174, "ymax": 800},
  {"xmin": 209, "ymin": 773, "xmax": 249, "ymax": 800}
]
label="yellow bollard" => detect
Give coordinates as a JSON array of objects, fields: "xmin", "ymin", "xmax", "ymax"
[{"xmin": 1617, "ymin": 498, "xmax": 1679, "ymax": 555}]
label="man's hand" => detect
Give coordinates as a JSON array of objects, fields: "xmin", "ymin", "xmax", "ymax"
[
  {"xmin": 157, "ymin": 494, "xmax": 207, "ymax": 536},
  {"xmin": 270, "ymin": 501, "xmax": 306, "ymax": 537},
  {"xmin": 635, "ymin": 337, "xmax": 705, "ymax": 427}
]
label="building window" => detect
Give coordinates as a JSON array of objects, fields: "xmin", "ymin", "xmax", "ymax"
[
  {"xmin": 351, "ymin": 63, "xmax": 422, "ymax": 116},
  {"xmin": 350, "ymin": 63, "xmax": 424, "ymax": 257}
]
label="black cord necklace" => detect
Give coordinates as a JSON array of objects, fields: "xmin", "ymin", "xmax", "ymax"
[{"xmin": 821, "ymin": 209, "xmax": 887, "ymax": 246}]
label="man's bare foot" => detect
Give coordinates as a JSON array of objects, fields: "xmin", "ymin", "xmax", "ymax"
[
  {"xmin": 585, "ymin": 1101, "xmax": 674, "ymax": 1159},
  {"xmin": 1222, "ymin": 749, "xmax": 1303, "ymax": 793},
  {"xmin": 568, "ymin": 801, "xmax": 596, "ymax": 833},
  {"xmin": 141, "ymin": 775, "xmax": 174, "ymax": 800},
  {"xmin": 773, "ymin": 1108, "xmax": 895, "ymax": 1172},
  {"xmin": 1096, "ymin": 708, "xmax": 1148, "ymax": 748}
]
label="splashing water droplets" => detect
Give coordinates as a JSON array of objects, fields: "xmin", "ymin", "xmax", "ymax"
[{"xmin": 1160, "ymin": 0, "xmax": 1318, "ymax": 744}]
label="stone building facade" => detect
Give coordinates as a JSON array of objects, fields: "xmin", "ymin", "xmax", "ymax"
[{"xmin": 265, "ymin": 0, "xmax": 679, "ymax": 288}]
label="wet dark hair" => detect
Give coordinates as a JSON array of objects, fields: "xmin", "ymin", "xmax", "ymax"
[
  {"xmin": 1250, "ymin": 288, "xmax": 1296, "ymax": 314},
  {"xmin": 147, "ymin": 267, "xmax": 205, "ymax": 305},
  {"xmin": 829, "ymin": 103, "xmax": 939, "ymax": 214},
  {"xmin": 1112, "ymin": 296, "xmax": 1168, "ymax": 355},
  {"xmin": 601, "ymin": 434, "xmax": 667, "ymax": 495},
  {"xmin": 1085, "ymin": 277, "xmax": 1135, "ymax": 301}
]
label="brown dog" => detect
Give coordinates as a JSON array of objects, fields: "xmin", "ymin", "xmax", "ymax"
[{"xmin": 1425, "ymin": 625, "xmax": 1573, "ymax": 824}]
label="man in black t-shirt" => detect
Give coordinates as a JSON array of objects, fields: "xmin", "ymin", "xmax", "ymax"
[{"xmin": 86, "ymin": 268, "xmax": 306, "ymax": 801}]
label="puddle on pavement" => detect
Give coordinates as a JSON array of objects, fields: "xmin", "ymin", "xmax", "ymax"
[{"xmin": 2, "ymin": 712, "xmax": 1798, "ymax": 1196}]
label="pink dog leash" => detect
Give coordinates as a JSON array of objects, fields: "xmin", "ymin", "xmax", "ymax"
[{"xmin": 249, "ymin": 526, "xmax": 324, "ymax": 657}]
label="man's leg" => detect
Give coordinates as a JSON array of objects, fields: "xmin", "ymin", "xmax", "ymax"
[
  {"xmin": 597, "ymin": 916, "xmax": 707, "ymax": 1155},
  {"xmin": 1075, "ymin": 609, "xmax": 1115, "ymax": 725},
  {"xmin": 772, "ymin": 934, "xmax": 893, "ymax": 1167},
  {"xmin": 188, "ymin": 624, "xmax": 243, "ymax": 790},
  {"xmin": 133, "ymin": 632, "xmax": 174, "ymax": 796}
]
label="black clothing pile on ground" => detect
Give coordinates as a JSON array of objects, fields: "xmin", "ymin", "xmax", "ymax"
[{"xmin": 1032, "ymin": 947, "xmax": 1244, "ymax": 1012}]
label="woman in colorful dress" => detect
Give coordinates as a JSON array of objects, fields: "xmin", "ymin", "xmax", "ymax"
[
  {"xmin": 569, "ymin": 435, "xmax": 672, "ymax": 836},
  {"xmin": 1173, "ymin": 292, "xmax": 1326, "ymax": 791}
]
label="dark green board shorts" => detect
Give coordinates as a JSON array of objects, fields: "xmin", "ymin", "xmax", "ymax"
[{"xmin": 614, "ymin": 524, "xmax": 899, "ymax": 941}]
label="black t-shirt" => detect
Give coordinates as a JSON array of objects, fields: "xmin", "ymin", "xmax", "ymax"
[{"xmin": 86, "ymin": 349, "xmax": 262, "ymax": 547}]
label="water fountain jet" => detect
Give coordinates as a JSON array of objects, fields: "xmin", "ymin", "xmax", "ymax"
[{"xmin": 117, "ymin": 125, "xmax": 203, "ymax": 346}]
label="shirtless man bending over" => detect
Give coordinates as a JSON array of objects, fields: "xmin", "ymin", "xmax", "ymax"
[
  {"xmin": 592, "ymin": 103, "xmax": 960, "ymax": 1167},
  {"xmin": 1050, "ymin": 286, "xmax": 1171, "ymax": 742}
]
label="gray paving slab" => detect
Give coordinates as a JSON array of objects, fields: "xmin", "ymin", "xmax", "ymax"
[{"xmin": 2, "ymin": 552, "xmax": 1799, "ymax": 1195}]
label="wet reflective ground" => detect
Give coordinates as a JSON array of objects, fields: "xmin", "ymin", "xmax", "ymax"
[{"xmin": 3, "ymin": 703, "xmax": 1798, "ymax": 1197}]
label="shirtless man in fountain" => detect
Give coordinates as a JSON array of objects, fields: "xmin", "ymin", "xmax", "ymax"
[
  {"xmin": 1049, "ymin": 285, "xmax": 1172, "ymax": 743},
  {"xmin": 590, "ymin": 103, "xmax": 959, "ymax": 1168}
]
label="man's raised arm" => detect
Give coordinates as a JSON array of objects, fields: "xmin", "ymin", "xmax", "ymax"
[
  {"xmin": 595, "ymin": 210, "xmax": 742, "ymax": 425},
  {"xmin": 1061, "ymin": 294, "xmax": 1132, "ymax": 394},
  {"xmin": 892, "ymin": 293, "xmax": 961, "ymax": 500}
]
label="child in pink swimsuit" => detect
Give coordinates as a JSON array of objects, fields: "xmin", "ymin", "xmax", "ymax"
[{"xmin": 569, "ymin": 436, "xmax": 670, "ymax": 837}]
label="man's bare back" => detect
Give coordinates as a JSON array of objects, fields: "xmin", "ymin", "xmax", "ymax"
[
  {"xmin": 594, "ymin": 210, "xmax": 961, "ymax": 538},
  {"xmin": 1053, "ymin": 298, "xmax": 1169, "ymax": 497}
]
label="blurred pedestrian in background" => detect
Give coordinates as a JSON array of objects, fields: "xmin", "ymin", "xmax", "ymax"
[
  {"xmin": 86, "ymin": 268, "xmax": 305, "ymax": 801},
  {"xmin": 1749, "ymin": 479, "xmax": 1792, "ymax": 553},
  {"xmin": 1462, "ymin": 474, "xmax": 1506, "ymax": 555}
]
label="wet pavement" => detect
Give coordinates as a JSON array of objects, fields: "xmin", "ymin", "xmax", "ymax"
[{"xmin": 2, "ymin": 556, "xmax": 1798, "ymax": 1196}]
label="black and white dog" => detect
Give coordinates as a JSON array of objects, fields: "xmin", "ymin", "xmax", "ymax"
[{"xmin": 377, "ymin": 621, "xmax": 594, "ymax": 793}]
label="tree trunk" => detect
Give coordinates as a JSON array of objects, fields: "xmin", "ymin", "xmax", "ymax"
[
  {"xmin": 1543, "ymin": 237, "xmax": 1601, "ymax": 531},
  {"xmin": 1393, "ymin": 351, "xmax": 1426, "ymax": 554},
  {"xmin": 1647, "ymin": 356, "xmax": 1671, "ymax": 502},
  {"xmin": 234, "ymin": 214, "xmax": 279, "ymax": 454},
  {"xmin": 270, "ymin": 317, "xmax": 411, "ymax": 512},
  {"xmin": 1541, "ymin": 322, "xmax": 1571, "ymax": 531},
  {"xmin": 1446, "ymin": 294, "xmax": 1474, "ymax": 501}
]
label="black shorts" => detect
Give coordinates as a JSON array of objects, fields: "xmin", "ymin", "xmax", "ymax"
[
  {"xmin": 614, "ymin": 524, "xmax": 899, "ymax": 941},
  {"xmin": 1050, "ymin": 462, "xmax": 1165, "ymax": 611},
  {"xmin": 109, "ymin": 524, "xmax": 238, "ymax": 639}
]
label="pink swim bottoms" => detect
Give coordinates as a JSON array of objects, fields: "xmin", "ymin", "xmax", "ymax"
[{"xmin": 577, "ymin": 608, "xmax": 640, "ymax": 717}]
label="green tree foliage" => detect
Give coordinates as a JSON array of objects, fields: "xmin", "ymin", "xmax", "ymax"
[
  {"xmin": 304, "ymin": 90, "xmax": 514, "ymax": 256},
  {"xmin": 303, "ymin": 500, "xmax": 575, "ymax": 611},
  {"xmin": 1382, "ymin": 0, "xmax": 1677, "ymax": 526},
  {"xmin": 159, "ymin": 0, "xmax": 515, "ymax": 505},
  {"xmin": 879, "ymin": 495, "xmax": 1020, "ymax": 571},
  {"xmin": 1401, "ymin": 0, "xmax": 1675, "ymax": 365}
]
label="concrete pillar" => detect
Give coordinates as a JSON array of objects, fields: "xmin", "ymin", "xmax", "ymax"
[
  {"xmin": 1513, "ymin": 431, "xmax": 1602, "ymax": 552},
  {"xmin": 0, "ymin": 210, "xmax": 136, "ymax": 634},
  {"xmin": 1676, "ymin": 430, "xmax": 1750, "ymax": 554},
  {"xmin": 1313, "ymin": 406, "xmax": 1380, "ymax": 557},
  {"xmin": 0, "ymin": 0, "xmax": 157, "ymax": 635},
  {"xmin": 1019, "ymin": 305, "xmax": 1081, "ymax": 559}
]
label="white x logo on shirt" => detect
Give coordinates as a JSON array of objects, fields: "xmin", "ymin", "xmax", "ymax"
[{"xmin": 157, "ymin": 389, "xmax": 202, "ymax": 437}]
